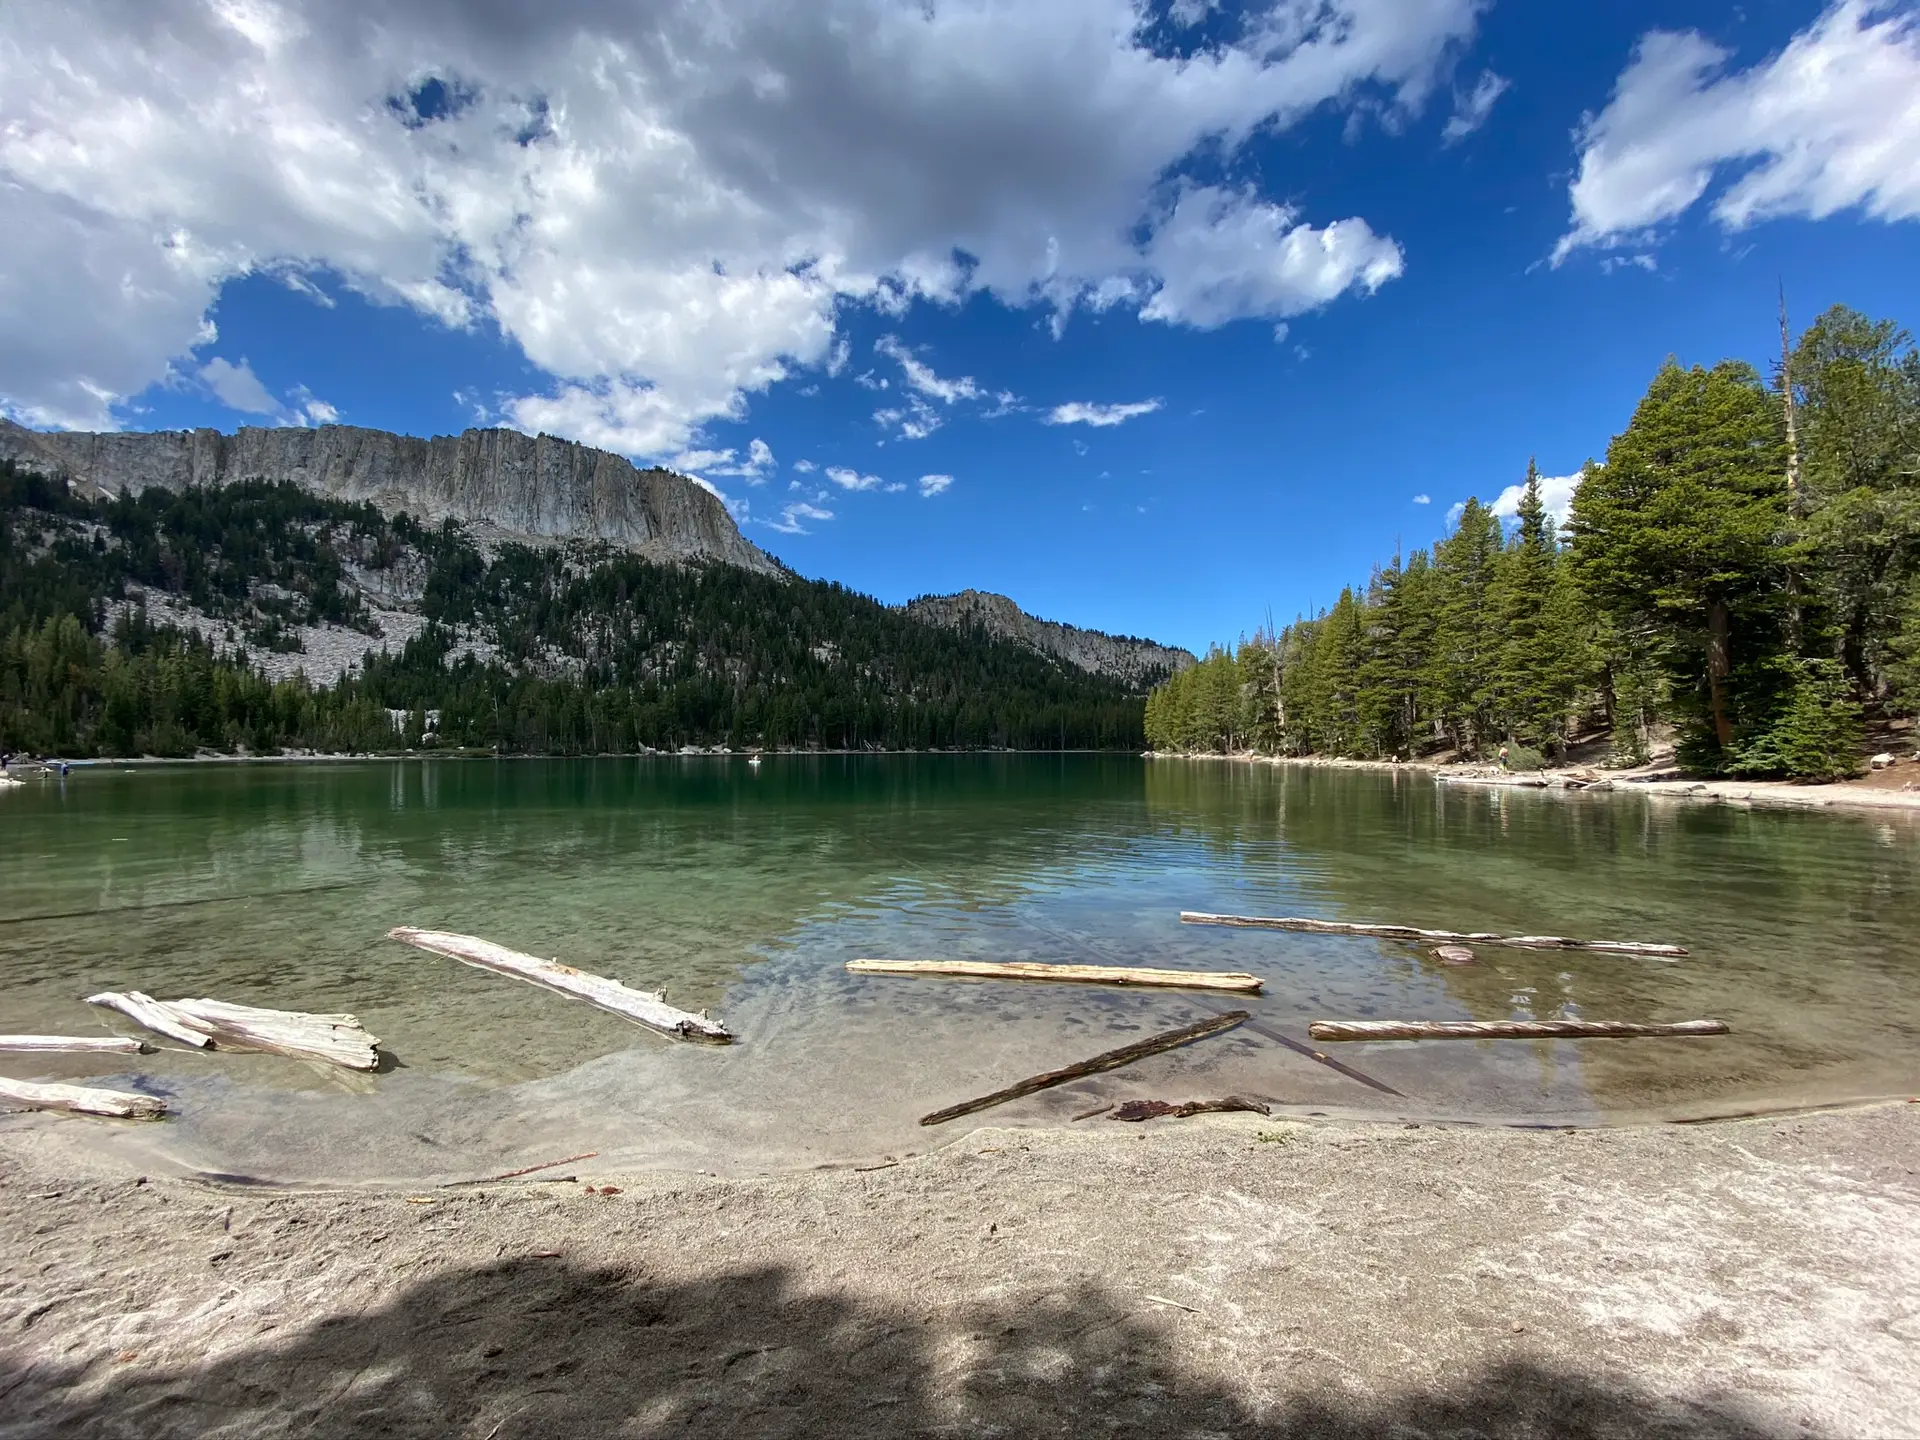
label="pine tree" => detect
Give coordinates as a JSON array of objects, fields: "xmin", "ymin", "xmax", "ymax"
[
  {"xmin": 1491, "ymin": 460, "xmax": 1580, "ymax": 754},
  {"xmin": 1569, "ymin": 360, "xmax": 1788, "ymax": 768},
  {"xmin": 1430, "ymin": 498, "xmax": 1504, "ymax": 756}
]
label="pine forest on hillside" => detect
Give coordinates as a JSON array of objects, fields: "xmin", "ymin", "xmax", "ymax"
[
  {"xmin": 1146, "ymin": 304, "xmax": 1920, "ymax": 781},
  {"xmin": 0, "ymin": 469, "xmax": 1147, "ymax": 758}
]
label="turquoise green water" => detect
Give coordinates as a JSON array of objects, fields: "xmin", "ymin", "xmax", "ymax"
[{"xmin": 2, "ymin": 756, "xmax": 1917, "ymax": 1182}]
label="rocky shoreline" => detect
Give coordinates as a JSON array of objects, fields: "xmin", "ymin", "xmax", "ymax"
[{"xmin": 1147, "ymin": 749, "xmax": 1920, "ymax": 815}]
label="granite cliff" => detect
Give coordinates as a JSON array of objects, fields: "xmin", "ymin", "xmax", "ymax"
[
  {"xmin": 902, "ymin": 589, "xmax": 1195, "ymax": 690},
  {"xmin": 0, "ymin": 418, "xmax": 780, "ymax": 575}
]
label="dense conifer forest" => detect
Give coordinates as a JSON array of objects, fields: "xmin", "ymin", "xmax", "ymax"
[
  {"xmin": 0, "ymin": 468, "xmax": 1146, "ymax": 757},
  {"xmin": 1146, "ymin": 304, "xmax": 1920, "ymax": 780}
]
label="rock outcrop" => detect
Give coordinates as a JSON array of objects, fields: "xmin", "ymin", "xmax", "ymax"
[
  {"xmin": 0, "ymin": 419, "xmax": 780, "ymax": 575},
  {"xmin": 902, "ymin": 589, "xmax": 1194, "ymax": 689}
]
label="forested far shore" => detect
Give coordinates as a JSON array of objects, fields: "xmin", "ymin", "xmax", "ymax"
[
  {"xmin": 1147, "ymin": 304, "xmax": 1920, "ymax": 781},
  {"xmin": 0, "ymin": 468, "xmax": 1147, "ymax": 757}
]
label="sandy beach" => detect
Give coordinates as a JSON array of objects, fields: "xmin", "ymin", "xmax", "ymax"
[{"xmin": 3, "ymin": 1102, "xmax": 1916, "ymax": 1438}]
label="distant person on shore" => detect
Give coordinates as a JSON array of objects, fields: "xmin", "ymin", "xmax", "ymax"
[{"xmin": 1498, "ymin": 743, "xmax": 1510, "ymax": 772}]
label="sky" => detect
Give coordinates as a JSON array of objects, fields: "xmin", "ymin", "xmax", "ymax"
[{"xmin": 4, "ymin": 1, "xmax": 1919, "ymax": 655}]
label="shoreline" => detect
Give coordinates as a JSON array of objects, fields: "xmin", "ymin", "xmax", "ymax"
[
  {"xmin": 6, "ymin": 746, "xmax": 1144, "ymax": 773},
  {"xmin": 1146, "ymin": 749, "xmax": 1920, "ymax": 815},
  {"xmin": 4, "ymin": 1102, "xmax": 1915, "ymax": 1434}
]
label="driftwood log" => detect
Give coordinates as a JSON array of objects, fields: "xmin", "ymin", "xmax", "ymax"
[
  {"xmin": 1430, "ymin": 945, "xmax": 1478, "ymax": 966},
  {"xmin": 389, "ymin": 927, "xmax": 732, "ymax": 1043},
  {"xmin": 0, "ymin": 1077, "xmax": 166, "ymax": 1119},
  {"xmin": 0, "ymin": 1035, "xmax": 149, "ymax": 1055},
  {"xmin": 86, "ymin": 991, "xmax": 379, "ymax": 1069},
  {"xmin": 1181, "ymin": 911, "xmax": 1688, "ymax": 959},
  {"xmin": 86, "ymin": 991, "xmax": 213, "ymax": 1048},
  {"xmin": 846, "ymin": 958, "xmax": 1262, "ymax": 993},
  {"xmin": 1308, "ymin": 1019, "xmax": 1731, "ymax": 1042},
  {"xmin": 919, "ymin": 1011, "xmax": 1249, "ymax": 1127},
  {"xmin": 1110, "ymin": 1095, "xmax": 1270, "ymax": 1122}
]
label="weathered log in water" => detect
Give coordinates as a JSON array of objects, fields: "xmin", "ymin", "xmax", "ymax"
[
  {"xmin": 86, "ymin": 991, "xmax": 379, "ymax": 1069},
  {"xmin": 165, "ymin": 998, "xmax": 382, "ymax": 1070},
  {"xmin": 388, "ymin": 927, "xmax": 732, "ymax": 1043},
  {"xmin": 85, "ymin": 991, "xmax": 213, "ymax": 1048},
  {"xmin": 1308, "ymin": 1019, "xmax": 1730, "ymax": 1042},
  {"xmin": 0, "ymin": 1035, "xmax": 148, "ymax": 1054},
  {"xmin": 1180, "ymin": 911, "xmax": 1688, "ymax": 959},
  {"xmin": 846, "ymin": 958, "xmax": 1263, "ymax": 993},
  {"xmin": 919, "ymin": 1011, "xmax": 1250, "ymax": 1127},
  {"xmin": 0, "ymin": 1077, "xmax": 166, "ymax": 1119}
]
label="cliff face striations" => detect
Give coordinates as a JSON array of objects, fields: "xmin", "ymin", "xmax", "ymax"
[
  {"xmin": 902, "ymin": 589, "xmax": 1195, "ymax": 690},
  {"xmin": 0, "ymin": 419, "xmax": 780, "ymax": 575}
]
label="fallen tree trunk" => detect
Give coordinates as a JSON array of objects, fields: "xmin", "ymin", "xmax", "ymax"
[
  {"xmin": 846, "ymin": 958, "xmax": 1262, "ymax": 993},
  {"xmin": 919, "ymin": 1011, "xmax": 1249, "ymax": 1127},
  {"xmin": 0, "ymin": 1035, "xmax": 149, "ymax": 1054},
  {"xmin": 1308, "ymin": 1019, "xmax": 1730, "ymax": 1042},
  {"xmin": 1180, "ymin": 912, "xmax": 1687, "ymax": 959},
  {"xmin": 0, "ymin": 1077, "xmax": 166, "ymax": 1119},
  {"xmin": 86, "ymin": 991, "xmax": 213, "ymax": 1048},
  {"xmin": 88, "ymin": 991, "xmax": 379, "ymax": 1069},
  {"xmin": 388, "ymin": 927, "xmax": 732, "ymax": 1044},
  {"xmin": 165, "ymin": 999, "xmax": 381, "ymax": 1071}
]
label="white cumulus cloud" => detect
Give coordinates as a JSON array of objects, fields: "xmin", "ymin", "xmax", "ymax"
[
  {"xmin": 918, "ymin": 473, "xmax": 953, "ymax": 497},
  {"xmin": 1489, "ymin": 471, "xmax": 1581, "ymax": 527},
  {"xmin": 1441, "ymin": 69, "xmax": 1509, "ymax": 144},
  {"xmin": 874, "ymin": 335, "xmax": 981, "ymax": 404},
  {"xmin": 826, "ymin": 466, "xmax": 884, "ymax": 492},
  {"xmin": 765, "ymin": 499, "xmax": 834, "ymax": 535},
  {"xmin": 1137, "ymin": 185, "xmax": 1404, "ymax": 328},
  {"xmin": 199, "ymin": 356, "xmax": 279, "ymax": 415},
  {"xmin": 1045, "ymin": 399, "xmax": 1163, "ymax": 427},
  {"xmin": 1556, "ymin": 1, "xmax": 1920, "ymax": 263},
  {"xmin": 0, "ymin": 0, "xmax": 1478, "ymax": 439}
]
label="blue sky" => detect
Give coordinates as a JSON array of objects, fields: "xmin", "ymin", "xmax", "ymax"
[{"xmin": 5, "ymin": 2, "xmax": 1919, "ymax": 654}]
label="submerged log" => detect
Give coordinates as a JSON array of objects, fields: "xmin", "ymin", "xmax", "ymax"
[
  {"xmin": 0, "ymin": 1035, "xmax": 148, "ymax": 1054},
  {"xmin": 388, "ymin": 927, "xmax": 732, "ymax": 1044},
  {"xmin": 0, "ymin": 1077, "xmax": 166, "ymax": 1119},
  {"xmin": 1110, "ymin": 1095, "xmax": 1270, "ymax": 1122},
  {"xmin": 919, "ymin": 1011, "xmax": 1249, "ymax": 1127},
  {"xmin": 85, "ymin": 991, "xmax": 213, "ymax": 1048},
  {"xmin": 846, "ymin": 958, "xmax": 1262, "ymax": 993},
  {"xmin": 1180, "ymin": 912, "xmax": 1687, "ymax": 959},
  {"xmin": 1308, "ymin": 1018, "xmax": 1730, "ymax": 1042},
  {"xmin": 87, "ymin": 990, "xmax": 379, "ymax": 1069}
]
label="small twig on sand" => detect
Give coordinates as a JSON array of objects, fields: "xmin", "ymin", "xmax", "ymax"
[
  {"xmin": 1144, "ymin": 1295, "xmax": 1200, "ymax": 1313},
  {"xmin": 482, "ymin": 1152, "xmax": 599, "ymax": 1183}
]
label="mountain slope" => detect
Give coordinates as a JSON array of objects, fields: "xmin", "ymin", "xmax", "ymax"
[
  {"xmin": 903, "ymin": 590, "xmax": 1195, "ymax": 690},
  {"xmin": 0, "ymin": 464, "xmax": 1146, "ymax": 755},
  {"xmin": 0, "ymin": 418, "xmax": 779, "ymax": 575}
]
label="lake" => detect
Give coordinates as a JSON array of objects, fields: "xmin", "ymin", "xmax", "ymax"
[{"xmin": 3, "ymin": 755, "xmax": 1916, "ymax": 1183}]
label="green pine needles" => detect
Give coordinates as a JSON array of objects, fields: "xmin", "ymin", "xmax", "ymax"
[{"xmin": 1147, "ymin": 303, "xmax": 1920, "ymax": 781}]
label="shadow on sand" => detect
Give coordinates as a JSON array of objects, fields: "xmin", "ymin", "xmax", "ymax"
[{"xmin": 2, "ymin": 1258, "xmax": 1807, "ymax": 1439}]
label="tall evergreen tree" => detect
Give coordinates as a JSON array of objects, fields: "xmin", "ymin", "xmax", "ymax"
[{"xmin": 1569, "ymin": 360, "xmax": 1788, "ymax": 767}]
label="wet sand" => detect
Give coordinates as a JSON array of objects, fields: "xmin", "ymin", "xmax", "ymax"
[{"xmin": 3, "ymin": 1101, "xmax": 1916, "ymax": 1438}]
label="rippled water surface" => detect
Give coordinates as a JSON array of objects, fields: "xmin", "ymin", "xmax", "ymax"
[{"xmin": 3, "ymin": 756, "xmax": 1917, "ymax": 1182}]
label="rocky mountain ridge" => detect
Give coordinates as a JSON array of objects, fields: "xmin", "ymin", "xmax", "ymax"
[
  {"xmin": 903, "ymin": 589, "xmax": 1195, "ymax": 689},
  {"xmin": 3, "ymin": 420, "xmax": 1194, "ymax": 688},
  {"xmin": 0, "ymin": 418, "xmax": 780, "ymax": 575}
]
